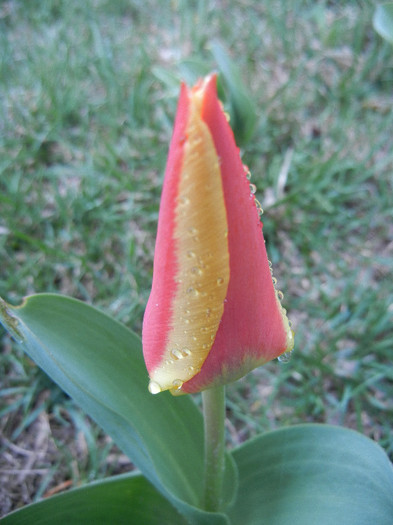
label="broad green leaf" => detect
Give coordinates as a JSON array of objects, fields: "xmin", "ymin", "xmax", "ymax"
[
  {"xmin": 0, "ymin": 294, "xmax": 232, "ymax": 525},
  {"xmin": 229, "ymin": 424, "xmax": 393, "ymax": 525},
  {"xmin": 2, "ymin": 473, "xmax": 187, "ymax": 525},
  {"xmin": 373, "ymin": 3, "xmax": 393, "ymax": 44}
]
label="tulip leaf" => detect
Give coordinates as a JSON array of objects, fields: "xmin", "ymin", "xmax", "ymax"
[
  {"xmin": 373, "ymin": 3, "xmax": 393, "ymax": 44},
  {"xmin": 0, "ymin": 294, "xmax": 232, "ymax": 525},
  {"xmin": 2, "ymin": 473, "xmax": 188, "ymax": 525},
  {"xmin": 229, "ymin": 424, "xmax": 393, "ymax": 525},
  {"xmin": 210, "ymin": 39, "xmax": 257, "ymax": 146}
]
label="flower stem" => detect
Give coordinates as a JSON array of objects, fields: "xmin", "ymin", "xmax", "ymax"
[{"xmin": 202, "ymin": 385, "xmax": 226, "ymax": 512}]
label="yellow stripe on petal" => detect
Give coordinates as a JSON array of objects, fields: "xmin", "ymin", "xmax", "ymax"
[{"xmin": 150, "ymin": 88, "xmax": 230, "ymax": 395}]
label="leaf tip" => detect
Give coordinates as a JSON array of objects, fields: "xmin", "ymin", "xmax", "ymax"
[{"xmin": 0, "ymin": 296, "xmax": 25, "ymax": 344}]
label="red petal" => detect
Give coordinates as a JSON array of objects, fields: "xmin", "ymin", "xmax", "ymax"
[
  {"xmin": 181, "ymin": 75, "xmax": 292, "ymax": 393},
  {"xmin": 142, "ymin": 84, "xmax": 189, "ymax": 373}
]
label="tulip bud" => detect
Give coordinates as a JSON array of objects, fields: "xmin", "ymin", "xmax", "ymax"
[{"xmin": 143, "ymin": 74, "xmax": 293, "ymax": 395}]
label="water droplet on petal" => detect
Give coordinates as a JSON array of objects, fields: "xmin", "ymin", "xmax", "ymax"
[
  {"xmin": 216, "ymin": 277, "xmax": 224, "ymax": 286},
  {"xmin": 244, "ymin": 166, "xmax": 252, "ymax": 180},
  {"xmin": 254, "ymin": 198, "xmax": 264, "ymax": 215},
  {"xmin": 249, "ymin": 183, "xmax": 257, "ymax": 194},
  {"xmin": 171, "ymin": 349, "xmax": 183, "ymax": 360},
  {"xmin": 182, "ymin": 348, "xmax": 192, "ymax": 356},
  {"xmin": 287, "ymin": 329, "xmax": 295, "ymax": 351},
  {"xmin": 187, "ymin": 286, "xmax": 199, "ymax": 297},
  {"xmin": 187, "ymin": 250, "xmax": 196, "ymax": 258},
  {"xmin": 277, "ymin": 290, "xmax": 284, "ymax": 300},
  {"xmin": 148, "ymin": 381, "xmax": 162, "ymax": 394},
  {"xmin": 179, "ymin": 195, "xmax": 190, "ymax": 206},
  {"xmin": 172, "ymin": 379, "xmax": 183, "ymax": 390},
  {"xmin": 278, "ymin": 351, "xmax": 292, "ymax": 363}
]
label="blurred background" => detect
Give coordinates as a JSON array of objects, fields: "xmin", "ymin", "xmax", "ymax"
[{"xmin": 1, "ymin": 0, "xmax": 392, "ymax": 515}]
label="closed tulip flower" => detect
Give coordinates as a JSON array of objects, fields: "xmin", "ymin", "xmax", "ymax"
[{"xmin": 143, "ymin": 74, "xmax": 293, "ymax": 395}]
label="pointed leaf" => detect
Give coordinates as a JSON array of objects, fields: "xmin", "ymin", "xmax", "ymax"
[
  {"xmin": 2, "ymin": 473, "xmax": 187, "ymax": 525},
  {"xmin": 373, "ymin": 3, "xmax": 393, "ymax": 44},
  {"xmin": 210, "ymin": 40, "xmax": 257, "ymax": 146},
  {"xmin": 229, "ymin": 424, "xmax": 393, "ymax": 525},
  {"xmin": 0, "ymin": 294, "xmax": 232, "ymax": 524}
]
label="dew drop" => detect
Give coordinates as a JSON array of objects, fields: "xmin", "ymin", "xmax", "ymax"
[
  {"xmin": 187, "ymin": 286, "xmax": 199, "ymax": 297},
  {"xmin": 182, "ymin": 348, "xmax": 192, "ymax": 356},
  {"xmin": 188, "ymin": 227, "xmax": 198, "ymax": 236},
  {"xmin": 171, "ymin": 349, "xmax": 183, "ymax": 360},
  {"xmin": 244, "ymin": 166, "xmax": 252, "ymax": 180},
  {"xmin": 249, "ymin": 183, "xmax": 257, "ymax": 194},
  {"xmin": 172, "ymin": 379, "xmax": 183, "ymax": 390},
  {"xmin": 277, "ymin": 290, "xmax": 284, "ymax": 300},
  {"xmin": 187, "ymin": 250, "xmax": 196, "ymax": 258},
  {"xmin": 179, "ymin": 195, "xmax": 190, "ymax": 206},
  {"xmin": 206, "ymin": 308, "xmax": 212, "ymax": 317},
  {"xmin": 287, "ymin": 328, "xmax": 295, "ymax": 351},
  {"xmin": 278, "ymin": 351, "xmax": 292, "ymax": 364},
  {"xmin": 272, "ymin": 277, "xmax": 277, "ymax": 285},
  {"xmin": 255, "ymin": 198, "xmax": 264, "ymax": 215},
  {"xmin": 188, "ymin": 365, "xmax": 195, "ymax": 372},
  {"xmin": 165, "ymin": 359, "xmax": 174, "ymax": 365},
  {"xmin": 191, "ymin": 266, "xmax": 202, "ymax": 275},
  {"xmin": 148, "ymin": 381, "xmax": 162, "ymax": 394},
  {"xmin": 216, "ymin": 277, "xmax": 224, "ymax": 286}
]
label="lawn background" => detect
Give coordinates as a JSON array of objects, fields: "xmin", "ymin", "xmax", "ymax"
[{"xmin": 1, "ymin": 0, "xmax": 392, "ymax": 515}]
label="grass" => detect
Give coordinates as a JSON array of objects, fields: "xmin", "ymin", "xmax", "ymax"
[{"xmin": 1, "ymin": 0, "xmax": 392, "ymax": 514}]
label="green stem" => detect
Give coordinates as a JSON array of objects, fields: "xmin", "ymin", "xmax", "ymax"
[{"xmin": 202, "ymin": 385, "xmax": 226, "ymax": 512}]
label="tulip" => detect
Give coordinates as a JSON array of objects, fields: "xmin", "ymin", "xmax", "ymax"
[{"xmin": 143, "ymin": 74, "xmax": 293, "ymax": 395}]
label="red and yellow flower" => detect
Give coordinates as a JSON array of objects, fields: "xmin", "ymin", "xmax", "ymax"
[{"xmin": 142, "ymin": 74, "xmax": 293, "ymax": 395}]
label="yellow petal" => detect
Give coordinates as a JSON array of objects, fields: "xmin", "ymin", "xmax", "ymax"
[{"xmin": 149, "ymin": 87, "xmax": 230, "ymax": 394}]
